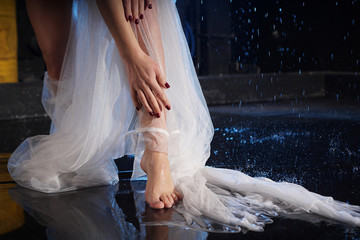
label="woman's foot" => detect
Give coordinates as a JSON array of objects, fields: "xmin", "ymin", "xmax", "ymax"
[{"xmin": 140, "ymin": 150, "xmax": 182, "ymax": 209}]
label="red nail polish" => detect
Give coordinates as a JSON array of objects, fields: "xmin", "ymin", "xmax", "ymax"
[
  {"xmin": 135, "ymin": 19, "xmax": 139, "ymax": 24},
  {"xmin": 136, "ymin": 107, "xmax": 139, "ymax": 111},
  {"xmin": 165, "ymin": 83, "xmax": 170, "ymax": 88},
  {"xmin": 149, "ymin": 112, "xmax": 154, "ymax": 116},
  {"xmin": 166, "ymin": 105, "xmax": 171, "ymax": 110},
  {"xmin": 139, "ymin": 14, "xmax": 144, "ymax": 19},
  {"xmin": 148, "ymin": 4, "xmax": 152, "ymax": 9},
  {"xmin": 156, "ymin": 113, "xmax": 160, "ymax": 118},
  {"xmin": 128, "ymin": 15, "xmax": 133, "ymax": 21}
]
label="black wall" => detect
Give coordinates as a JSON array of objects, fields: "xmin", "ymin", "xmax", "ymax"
[
  {"xmin": 17, "ymin": 0, "xmax": 360, "ymax": 81},
  {"xmin": 177, "ymin": 0, "xmax": 360, "ymax": 75}
]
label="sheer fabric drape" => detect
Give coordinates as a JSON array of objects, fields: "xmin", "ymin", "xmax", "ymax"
[{"xmin": 8, "ymin": 0, "xmax": 360, "ymax": 231}]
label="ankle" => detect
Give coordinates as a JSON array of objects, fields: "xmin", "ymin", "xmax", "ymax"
[{"xmin": 140, "ymin": 150, "xmax": 169, "ymax": 172}]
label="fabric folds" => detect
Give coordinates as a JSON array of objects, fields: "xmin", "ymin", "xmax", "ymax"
[{"xmin": 7, "ymin": 0, "xmax": 360, "ymax": 232}]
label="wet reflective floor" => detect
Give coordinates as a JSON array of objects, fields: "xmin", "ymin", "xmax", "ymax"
[{"xmin": 1, "ymin": 98, "xmax": 360, "ymax": 240}]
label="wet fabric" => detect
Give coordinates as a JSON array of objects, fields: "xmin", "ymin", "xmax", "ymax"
[{"xmin": 7, "ymin": 0, "xmax": 360, "ymax": 232}]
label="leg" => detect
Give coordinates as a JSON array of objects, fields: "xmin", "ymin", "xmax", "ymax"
[
  {"xmin": 96, "ymin": 0, "xmax": 180, "ymax": 208},
  {"xmin": 139, "ymin": 110, "xmax": 179, "ymax": 209},
  {"xmin": 25, "ymin": 0, "xmax": 72, "ymax": 80},
  {"xmin": 136, "ymin": 2, "xmax": 181, "ymax": 209}
]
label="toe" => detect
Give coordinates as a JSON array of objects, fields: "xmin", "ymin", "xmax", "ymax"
[
  {"xmin": 174, "ymin": 190, "xmax": 183, "ymax": 201},
  {"xmin": 167, "ymin": 194, "xmax": 174, "ymax": 205},
  {"xmin": 171, "ymin": 193, "xmax": 178, "ymax": 203},
  {"xmin": 160, "ymin": 195, "xmax": 172, "ymax": 208},
  {"xmin": 150, "ymin": 200, "xmax": 165, "ymax": 209}
]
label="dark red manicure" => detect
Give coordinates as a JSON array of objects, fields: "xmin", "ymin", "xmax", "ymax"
[
  {"xmin": 156, "ymin": 113, "xmax": 160, "ymax": 118},
  {"xmin": 149, "ymin": 112, "xmax": 154, "ymax": 116},
  {"xmin": 139, "ymin": 14, "xmax": 144, "ymax": 19},
  {"xmin": 148, "ymin": 4, "xmax": 152, "ymax": 9},
  {"xmin": 135, "ymin": 19, "xmax": 139, "ymax": 24},
  {"xmin": 128, "ymin": 15, "xmax": 133, "ymax": 21},
  {"xmin": 165, "ymin": 83, "xmax": 170, "ymax": 88},
  {"xmin": 166, "ymin": 105, "xmax": 171, "ymax": 110}
]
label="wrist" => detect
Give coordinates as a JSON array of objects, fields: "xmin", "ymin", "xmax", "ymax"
[{"xmin": 121, "ymin": 45, "xmax": 144, "ymax": 63}]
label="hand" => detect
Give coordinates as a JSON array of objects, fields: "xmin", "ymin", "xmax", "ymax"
[
  {"xmin": 123, "ymin": 0, "xmax": 152, "ymax": 23},
  {"xmin": 124, "ymin": 50, "xmax": 171, "ymax": 118}
]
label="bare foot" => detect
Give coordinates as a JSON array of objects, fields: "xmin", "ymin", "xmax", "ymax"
[{"xmin": 140, "ymin": 150, "xmax": 182, "ymax": 209}]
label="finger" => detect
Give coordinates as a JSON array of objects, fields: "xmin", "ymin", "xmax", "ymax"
[
  {"xmin": 146, "ymin": 0, "xmax": 153, "ymax": 10},
  {"xmin": 155, "ymin": 93, "xmax": 163, "ymax": 112},
  {"xmin": 137, "ymin": 89, "xmax": 153, "ymax": 116},
  {"xmin": 149, "ymin": 83, "xmax": 171, "ymax": 111},
  {"xmin": 143, "ymin": 87, "xmax": 161, "ymax": 117},
  {"xmin": 131, "ymin": 0, "xmax": 140, "ymax": 24},
  {"xmin": 130, "ymin": 87, "xmax": 141, "ymax": 111},
  {"xmin": 155, "ymin": 65, "xmax": 169, "ymax": 89},
  {"xmin": 139, "ymin": 0, "xmax": 144, "ymax": 20},
  {"xmin": 144, "ymin": 0, "xmax": 149, "ymax": 10},
  {"xmin": 123, "ymin": 0, "xmax": 132, "ymax": 21},
  {"xmin": 136, "ymin": 94, "xmax": 143, "ymax": 110}
]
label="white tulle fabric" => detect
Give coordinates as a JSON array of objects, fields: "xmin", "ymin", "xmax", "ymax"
[{"xmin": 8, "ymin": 0, "xmax": 360, "ymax": 232}]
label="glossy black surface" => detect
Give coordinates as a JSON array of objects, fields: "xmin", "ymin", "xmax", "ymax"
[{"xmin": 1, "ymin": 99, "xmax": 360, "ymax": 240}]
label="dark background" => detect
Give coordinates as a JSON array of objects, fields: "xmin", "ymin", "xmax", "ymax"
[
  {"xmin": 177, "ymin": 0, "xmax": 360, "ymax": 75},
  {"xmin": 17, "ymin": 0, "xmax": 360, "ymax": 81}
]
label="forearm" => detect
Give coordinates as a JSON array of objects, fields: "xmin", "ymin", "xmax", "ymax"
[
  {"xmin": 96, "ymin": 0, "xmax": 170, "ymax": 116},
  {"xmin": 96, "ymin": 0, "xmax": 142, "ymax": 60}
]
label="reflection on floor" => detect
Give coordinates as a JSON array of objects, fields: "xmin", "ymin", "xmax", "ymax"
[
  {"xmin": 1, "ymin": 99, "xmax": 360, "ymax": 240},
  {"xmin": 0, "ymin": 153, "xmax": 24, "ymax": 237},
  {"xmin": 0, "ymin": 153, "xmax": 12, "ymax": 182}
]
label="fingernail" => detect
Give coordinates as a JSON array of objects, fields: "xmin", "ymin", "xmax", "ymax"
[
  {"xmin": 139, "ymin": 14, "xmax": 144, "ymax": 19},
  {"xmin": 149, "ymin": 112, "xmax": 154, "ymax": 116},
  {"xmin": 165, "ymin": 83, "xmax": 170, "ymax": 88},
  {"xmin": 156, "ymin": 113, "xmax": 160, "ymax": 118},
  {"xmin": 135, "ymin": 19, "xmax": 139, "ymax": 24},
  {"xmin": 128, "ymin": 15, "xmax": 133, "ymax": 21},
  {"xmin": 136, "ymin": 107, "xmax": 139, "ymax": 111},
  {"xmin": 166, "ymin": 105, "xmax": 171, "ymax": 110},
  {"xmin": 148, "ymin": 4, "xmax": 152, "ymax": 9}
]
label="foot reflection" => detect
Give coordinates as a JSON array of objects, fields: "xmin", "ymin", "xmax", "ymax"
[
  {"xmin": 9, "ymin": 181, "xmax": 245, "ymax": 239},
  {"xmin": 130, "ymin": 181, "xmax": 237, "ymax": 237},
  {"xmin": 130, "ymin": 180, "xmax": 209, "ymax": 239},
  {"xmin": 9, "ymin": 182, "xmax": 208, "ymax": 240},
  {"xmin": 144, "ymin": 207, "xmax": 172, "ymax": 240}
]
